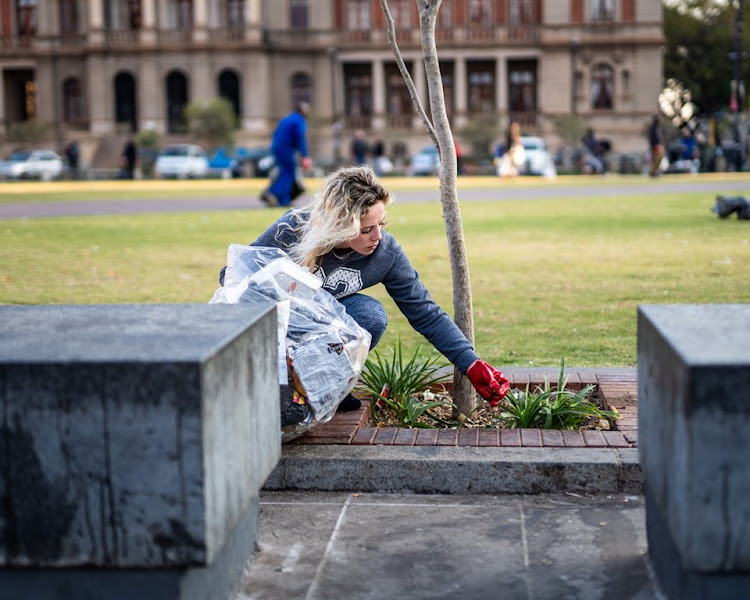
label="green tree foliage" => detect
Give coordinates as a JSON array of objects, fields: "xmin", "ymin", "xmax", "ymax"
[
  {"xmin": 184, "ymin": 97, "xmax": 237, "ymax": 150},
  {"xmin": 663, "ymin": 0, "xmax": 749, "ymax": 114}
]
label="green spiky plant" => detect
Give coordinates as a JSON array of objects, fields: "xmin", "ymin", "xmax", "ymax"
[
  {"xmin": 497, "ymin": 359, "xmax": 620, "ymax": 430},
  {"xmin": 357, "ymin": 340, "xmax": 454, "ymax": 429}
]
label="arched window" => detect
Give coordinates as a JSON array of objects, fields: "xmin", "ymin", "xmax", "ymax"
[
  {"xmin": 62, "ymin": 77, "xmax": 83, "ymax": 123},
  {"xmin": 218, "ymin": 69, "xmax": 241, "ymax": 120},
  {"xmin": 165, "ymin": 70, "xmax": 189, "ymax": 133},
  {"xmin": 591, "ymin": 64, "xmax": 613, "ymax": 110},
  {"xmin": 114, "ymin": 71, "xmax": 138, "ymax": 132},
  {"xmin": 290, "ymin": 72, "xmax": 312, "ymax": 107}
]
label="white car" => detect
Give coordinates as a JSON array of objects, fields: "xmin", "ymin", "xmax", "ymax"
[
  {"xmin": 155, "ymin": 144, "xmax": 209, "ymax": 179},
  {"xmin": 0, "ymin": 149, "xmax": 64, "ymax": 181},
  {"xmin": 519, "ymin": 136, "xmax": 557, "ymax": 178},
  {"xmin": 407, "ymin": 145, "xmax": 441, "ymax": 176}
]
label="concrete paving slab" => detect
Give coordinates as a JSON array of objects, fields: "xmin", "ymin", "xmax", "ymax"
[{"xmin": 233, "ymin": 491, "xmax": 660, "ymax": 600}]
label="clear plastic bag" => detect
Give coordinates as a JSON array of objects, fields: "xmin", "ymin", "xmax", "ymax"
[{"xmin": 210, "ymin": 245, "xmax": 371, "ymax": 440}]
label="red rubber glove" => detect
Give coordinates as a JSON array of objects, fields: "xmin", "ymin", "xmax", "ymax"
[
  {"xmin": 302, "ymin": 156, "xmax": 312, "ymax": 171},
  {"xmin": 466, "ymin": 359, "xmax": 510, "ymax": 407}
]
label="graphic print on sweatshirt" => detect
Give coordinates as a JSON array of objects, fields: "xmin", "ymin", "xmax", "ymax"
[{"xmin": 316, "ymin": 266, "xmax": 363, "ymax": 298}]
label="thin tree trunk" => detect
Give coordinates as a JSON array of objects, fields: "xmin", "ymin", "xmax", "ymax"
[{"xmin": 380, "ymin": 0, "xmax": 477, "ymax": 416}]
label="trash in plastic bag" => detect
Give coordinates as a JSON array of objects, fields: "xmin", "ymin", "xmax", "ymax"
[{"xmin": 209, "ymin": 244, "xmax": 371, "ymax": 441}]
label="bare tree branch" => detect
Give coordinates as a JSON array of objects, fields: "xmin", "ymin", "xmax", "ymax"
[{"xmin": 379, "ymin": 0, "xmax": 439, "ymax": 150}]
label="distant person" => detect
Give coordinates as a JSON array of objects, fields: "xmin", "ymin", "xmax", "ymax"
[
  {"xmin": 581, "ymin": 127, "xmax": 606, "ymax": 174},
  {"xmin": 64, "ymin": 140, "xmax": 80, "ymax": 179},
  {"xmin": 648, "ymin": 113, "xmax": 664, "ymax": 177},
  {"xmin": 120, "ymin": 138, "xmax": 137, "ymax": 179},
  {"xmin": 454, "ymin": 138, "xmax": 464, "ymax": 175},
  {"xmin": 350, "ymin": 130, "xmax": 369, "ymax": 166},
  {"xmin": 371, "ymin": 135, "xmax": 392, "ymax": 176},
  {"xmin": 495, "ymin": 122, "xmax": 525, "ymax": 177},
  {"xmin": 261, "ymin": 101, "xmax": 312, "ymax": 207}
]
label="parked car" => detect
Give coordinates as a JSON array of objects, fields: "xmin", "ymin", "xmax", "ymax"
[
  {"xmin": 239, "ymin": 146, "xmax": 276, "ymax": 178},
  {"xmin": 154, "ymin": 144, "xmax": 209, "ymax": 179},
  {"xmin": 407, "ymin": 145, "xmax": 440, "ymax": 176},
  {"xmin": 519, "ymin": 136, "xmax": 557, "ymax": 177},
  {"xmin": 0, "ymin": 149, "xmax": 64, "ymax": 181}
]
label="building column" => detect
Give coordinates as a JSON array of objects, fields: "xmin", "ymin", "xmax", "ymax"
[
  {"xmin": 244, "ymin": 0, "xmax": 262, "ymax": 42},
  {"xmin": 141, "ymin": 0, "xmax": 157, "ymax": 44},
  {"xmin": 242, "ymin": 53, "xmax": 269, "ymax": 133},
  {"xmin": 372, "ymin": 59, "xmax": 385, "ymax": 131},
  {"xmin": 87, "ymin": 0, "xmax": 104, "ymax": 45},
  {"xmin": 139, "ymin": 54, "xmax": 164, "ymax": 133},
  {"xmin": 454, "ymin": 57, "xmax": 468, "ymax": 130},
  {"xmin": 412, "ymin": 57, "xmax": 426, "ymax": 130},
  {"xmin": 193, "ymin": 0, "xmax": 208, "ymax": 42},
  {"xmin": 86, "ymin": 55, "xmax": 114, "ymax": 134},
  {"xmin": 495, "ymin": 56, "xmax": 507, "ymax": 113}
]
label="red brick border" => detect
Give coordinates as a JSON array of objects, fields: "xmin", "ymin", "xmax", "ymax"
[{"xmin": 290, "ymin": 370, "xmax": 638, "ymax": 448}]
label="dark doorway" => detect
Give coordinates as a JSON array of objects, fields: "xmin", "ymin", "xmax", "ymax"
[
  {"xmin": 166, "ymin": 70, "xmax": 189, "ymax": 134},
  {"xmin": 218, "ymin": 69, "xmax": 241, "ymax": 121},
  {"xmin": 114, "ymin": 71, "xmax": 138, "ymax": 132}
]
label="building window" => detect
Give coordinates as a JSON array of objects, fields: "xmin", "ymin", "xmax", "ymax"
[
  {"xmin": 590, "ymin": 0, "xmax": 613, "ymax": 21},
  {"xmin": 290, "ymin": 0, "xmax": 308, "ymax": 29},
  {"xmin": 385, "ymin": 62, "xmax": 413, "ymax": 127},
  {"xmin": 591, "ymin": 64, "xmax": 613, "ymax": 109},
  {"xmin": 228, "ymin": 0, "xmax": 244, "ymax": 27},
  {"xmin": 16, "ymin": 0, "xmax": 37, "ymax": 37},
  {"xmin": 467, "ymin": 60, "xmax": 496, "ymax": 113},
  {"xmin": 178, "ymin": 0, "xmax": 193, "ymax": 30},
  {"xmin": 63, "ymin": 77, "xmax": 83, "ymax": 122},
  {"xmin": 128, "ymin": 0, "xmax": 142, "ymax": 29},
  {"xmin": 390, "ymin": 0, "xmax": 411, "ymax": 28},
  {"xmin": 621, "ymin": 68, "xmax": 631, "ymax": 97},
  {"xmin": 343, "ymin": 63, "xmax": 372, "ymax": 129},
  {"xmin": 59, "ymin": 0, "xmax": 78, "ymax": 35},
  {"xmin": 291, "ymin": 72, "xmax": 312, "ymax": 107},
  {"xmin": 440, "ymin": 61, "xmax": 455, "ymax": 120},
  {"xmin": 508, "ymin": 60, "xmax": 537, "ymax": 114},
  {"xmin": 509, "ymin": 0, "xmax": 537, "ymax": 26},
  {"xmin": 468, "ymin": 0, "xmax": 492, "ymax": 25},
  {"xmin": 166, "ymin": 70, "xmax": 189, "ymax": 134},
  {"xmin": 219, "ymin": 69, "xmax": 241, "ymax": 120},
  {"xmin": 347, "ymin": 0, "xmax": 370, "ymax": 30},
  {"xmin": 114, "ymin": 71, "xmax": 138, "ymax": 132}
]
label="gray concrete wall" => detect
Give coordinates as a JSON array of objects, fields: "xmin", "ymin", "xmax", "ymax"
[
  {"xmin": 638, "ymin": 304, "xmax": 750, "ymax": 599},
  {"xmin": 0, "ymin": 303, "xmax": 280, "ymax": 571}
]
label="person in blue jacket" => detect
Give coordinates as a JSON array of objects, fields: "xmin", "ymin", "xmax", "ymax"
[
  {"xmin": 261, "ymin": 101, "xmax": 312, "ymax": 207},
  {"xmin": 223, "ymin": 165, "xmax": 510, "ymax": 412}
]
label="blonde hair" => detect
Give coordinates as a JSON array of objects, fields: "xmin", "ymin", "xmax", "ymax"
[{"xmin": 284, "ymin": 165, "xmax": 392, "ymax": 270}]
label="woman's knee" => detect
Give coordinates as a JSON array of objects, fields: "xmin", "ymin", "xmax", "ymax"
[{"xmin": 339, "ymin": 294, "xmax": 387, "ymax": 349}]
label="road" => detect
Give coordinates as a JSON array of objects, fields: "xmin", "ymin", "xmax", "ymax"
[{"xmin": 1, "ymin": 176, "xmax": 748, "ymax": 219}]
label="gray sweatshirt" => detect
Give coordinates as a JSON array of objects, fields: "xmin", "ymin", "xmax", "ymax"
[{"xmin": 227, "ymin": 211, "xmax": 479, "ymax": 373}]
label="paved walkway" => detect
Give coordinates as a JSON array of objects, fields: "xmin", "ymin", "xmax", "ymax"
[
  {"xmin": 233, "ymin": 490, "xmax": 661, "ymax": 600},
  {"xmin": 1, "ymin": 175, "xmax": 748, "ymax": 219}
]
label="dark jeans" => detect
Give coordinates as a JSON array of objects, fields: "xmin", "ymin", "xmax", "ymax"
[{"xmin": 338, "ymin": 293, "xmax": 387, "ymax": 350}]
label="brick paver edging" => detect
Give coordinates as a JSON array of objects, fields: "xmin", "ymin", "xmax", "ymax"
[{"xmin": 290, "ymin": 369, "xmax": 638, "ymax": 449}]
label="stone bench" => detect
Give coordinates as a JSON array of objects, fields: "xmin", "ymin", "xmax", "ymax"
[
  {"xmin": 0, "ymin": 303, "xmax": 280, "ymax": 600},
  {"xmin": 638, "ymin": 304, "xmax": 750, "ymax": 600}
]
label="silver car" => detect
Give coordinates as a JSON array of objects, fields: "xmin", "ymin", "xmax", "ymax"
[
  {"xmin": 154, "ymin": 144, "xmax": 209, "ymax": 179},
  {"xmin": 0, "ymin": 149, "xmax": 64, "ymax": 181},
  {"xmin": 519, "ymin": 136, "xmax": 557, "ymax": 177}
]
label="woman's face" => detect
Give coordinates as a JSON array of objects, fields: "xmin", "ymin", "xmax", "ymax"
[{"xmin": 342, "ymin": 201, "xmax": 386, "ymax": 256}]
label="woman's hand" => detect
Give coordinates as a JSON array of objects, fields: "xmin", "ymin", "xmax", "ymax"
[{"xmin": 466, "ymin": 359, "xmax": 510, "ymax": 407}]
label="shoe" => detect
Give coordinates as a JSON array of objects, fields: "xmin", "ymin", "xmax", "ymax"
[
  {"xmin": 260, "ymin": 191, "xmax": 279, "ymax": 207},
  {"xmin": 337, "ymin": 393, "xmax": 362, "ymax": 413}
]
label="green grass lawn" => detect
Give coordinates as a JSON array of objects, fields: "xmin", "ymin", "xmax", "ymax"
[{"xmin": 2, "ymin": 177, "xmax": 749, "ymax": 368}]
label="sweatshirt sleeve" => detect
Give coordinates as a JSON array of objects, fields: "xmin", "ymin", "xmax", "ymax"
[{"xmin": 381, "ymin": 240, "xmax": 479, "ymax": 373}]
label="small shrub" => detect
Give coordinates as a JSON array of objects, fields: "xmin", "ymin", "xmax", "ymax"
[{"xmin": 357, "ymin": 340, "xmax": 454, "ymax": 428}]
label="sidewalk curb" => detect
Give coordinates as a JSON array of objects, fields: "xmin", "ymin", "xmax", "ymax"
[{"xmin": 263, "ymin": 445, "xmax": 642, "ymax": 495}]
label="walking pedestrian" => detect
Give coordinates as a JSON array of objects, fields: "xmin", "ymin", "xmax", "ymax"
[
  {"xmin": 261, "ymin": 101, "xmax": 312, "ymax": 207},
  {"xmin": 648, "ymin": 113, "xmax": 664, "ymax": 177}
]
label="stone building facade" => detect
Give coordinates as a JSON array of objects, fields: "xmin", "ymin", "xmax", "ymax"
[{"xmin": 0, "ymin": 0, "xmax": 663, "ymax": 161}]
